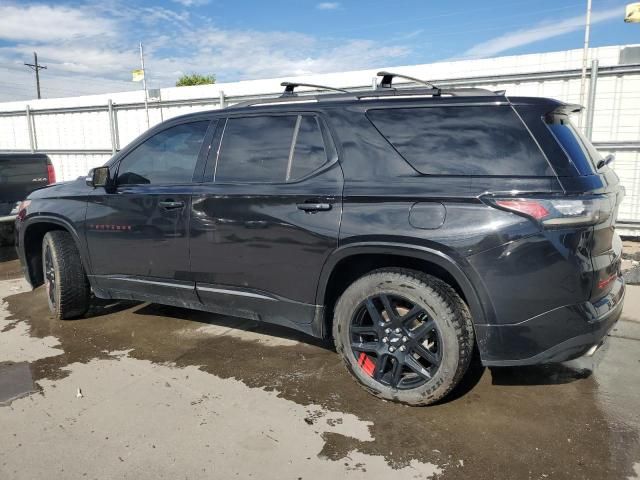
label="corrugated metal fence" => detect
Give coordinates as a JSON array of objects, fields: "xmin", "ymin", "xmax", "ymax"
[{"xmin": 1, "ymin": 58, "xmax": 639, "ymax": 234}]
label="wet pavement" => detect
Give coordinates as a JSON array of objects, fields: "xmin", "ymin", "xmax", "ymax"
[
  {"xmin": 0, "ymin": 246, "xmax": 640, "ymax": 479},
  {"xmin": 0, "ymin": 246, "xmax": 20, "ymax": 281}
]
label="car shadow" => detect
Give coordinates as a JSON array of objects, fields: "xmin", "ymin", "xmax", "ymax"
[
  {"xmin": 131, "ymin": 302, "xmax": 334, "ymax": 350},
  {"xmin": 80, "ymin": 298, "xmax": 592, "ymax": 401},
  {"xmin": 0, "ymin": 246, "xmax": 17, "ymax": 263},
  {"xmin": 85, "ymin": 297, "xmax": 143, "ymax": 318},
  {"xmin": 490, "ymin": 363, "xmax": 592, "ymax": 386}
]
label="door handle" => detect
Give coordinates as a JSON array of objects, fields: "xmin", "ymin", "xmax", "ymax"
[
  {"xmin": 159, "ymin": 200, "xmax": 185, "ymax": 210},
  {"xmin": 297, "ymin": 202, "xmax": 332, "ymax": 212}
]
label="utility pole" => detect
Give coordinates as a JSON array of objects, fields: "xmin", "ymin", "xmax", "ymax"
[
  {"xmin": 139, "ymin": 42, "xmax": 150, "ymax": 128},
  {"xmin": 24, "ymin": 52, "xmax": 47, "ymax": 100},
  {"xmin": 578, "ymin": 0, "xmax": 592, "ymax": 129}
]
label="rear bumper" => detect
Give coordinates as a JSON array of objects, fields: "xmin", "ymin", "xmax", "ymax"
[
  {"xmin": 0, "ymin": 214, "xmax": 16, "ymax": 224},
  {"xmin": 478, "ymin": 276, "xmax": 625, "ymax": 366}
]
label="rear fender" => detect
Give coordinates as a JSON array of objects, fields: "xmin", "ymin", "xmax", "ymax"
[{"xmin": 316, "ymin": 242, "xmax": 492, "ymax": 327}]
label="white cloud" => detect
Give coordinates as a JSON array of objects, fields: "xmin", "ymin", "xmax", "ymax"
[
  {"xmin": 0, "ymin": 4, "xmax": 116, "ymax": 42},
  {"xmin": 316, "ymin": 2, "xmax": 340, "ymax": 10},
  {"xmin": 0, "ymin": 1, "xmax": 410, "ymax": 102},
  {"xmin": 170, "ymin": 0, "xmax": 210, "ymax": 8},
  {"xmin": 462, "ymin": 7, "xmax": 622, "ymax": 59}
]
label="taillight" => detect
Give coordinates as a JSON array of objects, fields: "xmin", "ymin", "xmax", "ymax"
[
  {"xmin": 494, "ymin": 199, "xmax": 549, "ymax": 220},
  {"xmin": 486, "ymin": 196, "xmax": 612, "ymax": 228},
  {"xmin": 47, "ymin": 164, "xmax": 56, "ymax": 184}
]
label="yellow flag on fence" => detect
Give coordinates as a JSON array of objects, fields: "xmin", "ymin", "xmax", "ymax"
[
  {"xmin": 132, "ymin": 69, "xmax": 145, "ymax": 82},
  {"xmin": 626, "ymin": 3, "xmax": 640, "ymax": 22}
]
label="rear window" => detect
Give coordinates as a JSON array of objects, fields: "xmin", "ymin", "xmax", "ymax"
[
  {"xmin": 367, "ymin": 106, "xmax": 551, "ymax": 176},
  {"xmin": 545, "ymin": 114, "xmax": 601, "ymax": 175}
]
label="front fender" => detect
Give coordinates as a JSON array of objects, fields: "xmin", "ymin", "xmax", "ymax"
[{"xmin": 19, "ymin": 214, "xmax": 93, "ymax": 285}]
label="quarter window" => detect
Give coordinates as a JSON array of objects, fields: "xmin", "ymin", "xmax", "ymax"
[
  {"xmin": 367, "ymin": 106, "xmax": 551, "ymax": 176},
  {"xmin": 289, "ymin": 116, "xmax": 328, "ymax": 181},
  {"xmin": 117, "ymin": 121, "xmax": 210, "ymax": 185}
]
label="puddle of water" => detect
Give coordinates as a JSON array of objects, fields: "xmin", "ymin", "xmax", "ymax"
[
  {"xmin": 0, "ymin": 362, "xmax": 36, "ymax": 406},
  {"xmin": 1, "ymin": 286, "xmax": 640, "ymax": 479}
]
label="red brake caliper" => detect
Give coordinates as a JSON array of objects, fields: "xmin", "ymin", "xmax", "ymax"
[{"xmin": 358, "ymin": 352, "xmax": 376, "ymax": 377}]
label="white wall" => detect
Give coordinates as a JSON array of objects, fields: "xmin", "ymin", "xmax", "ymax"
[{"xmin": 1, "ymin": 44, "xmax": 639, "ymax": 229}]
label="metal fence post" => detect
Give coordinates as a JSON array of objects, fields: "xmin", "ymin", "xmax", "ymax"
[
  {"xmin": 585, "ymin": 59, "xmax": 599, "ymax": 140},
  {"xmin": 25, "ymin": 105, "xmax": 36, "ymax": 152},
  {"xmin": 107, "ymin": 99, "xmax": 117, "ymax": 154},
  {"xmin": 112, "ymin": 104, "xmax": 120, "ymax": 151},
  {"xmin": 219, "ymin": 90, "xmax": 226, "ymax": 109}
]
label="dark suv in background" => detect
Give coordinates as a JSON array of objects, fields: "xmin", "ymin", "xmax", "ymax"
[
  {"xmin": 15, "ymin": 73, "xmax": 625, "ymax": 405},
  {"xmin": 0, "ymin": 153, "xmax": 55, "ymax": 245}
]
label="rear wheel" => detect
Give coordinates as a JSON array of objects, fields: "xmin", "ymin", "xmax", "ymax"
[
  {"xmin": 333, "ymin": 269, "xmax": 474, "ymax": 406},
  {"xmin": 42, "ymin": 231, "xmax": 90, "ymax": 319}
]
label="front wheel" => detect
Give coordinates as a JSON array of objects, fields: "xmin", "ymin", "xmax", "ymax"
[
  {"xmin": 42, "ymin": 231, "xmax": 90, "ymax": 319},
  {"xmin": 333, "ymin": 269, "xmax": 475, "ymax": 406}
]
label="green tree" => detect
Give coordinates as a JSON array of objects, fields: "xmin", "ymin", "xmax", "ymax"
[{"xmin": 175, "ymin": 73, "xmax": 216, "ymax": 87}]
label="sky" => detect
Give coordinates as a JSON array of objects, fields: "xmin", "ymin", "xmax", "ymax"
[{"xmin": 0, "ymin": 0, "xmax": 637, "ymax": 101}]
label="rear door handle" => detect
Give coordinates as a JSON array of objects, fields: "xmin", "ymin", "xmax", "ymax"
[
  {"xmin": 297, "ymin": 202, "xmax": 332, "ymax": 212},
  {"xmin": 159, "ymin": 200, "xmax": 185, "ymax": 210}
]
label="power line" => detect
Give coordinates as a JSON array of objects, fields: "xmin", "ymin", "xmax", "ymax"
[{"xmin": 24, "ymin": 52, "xmax": 47, "ymax": 99}]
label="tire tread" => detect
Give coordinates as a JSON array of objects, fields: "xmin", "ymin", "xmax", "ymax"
[{"xmin": 43, "ymin": 231, "xmax": 90, "ymax": 320}]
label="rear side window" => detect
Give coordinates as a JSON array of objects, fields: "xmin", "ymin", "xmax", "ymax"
[
  {"xmin": 216, "ymin": 116, "xmax": 297, "ymax": 183},
  {"xmin": 215, "ymin": 114, "xmax": 329, "ymax": 183},
  {"xmin": 545, "ymin": 114, "xmax": 600, "ymax": 175},
  {"xmin": 118, "ymin": 121, "xmax": 210, "ymax": 185},
  {"xmin": 367, "ymin": 106, "xmax": 551, "ymax": 176}
]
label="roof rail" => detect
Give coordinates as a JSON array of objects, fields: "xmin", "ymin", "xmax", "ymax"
[
  {"xmin": 377, "ymin": 71, "xmax": 438, "ymax": 90},
  {"xmin": 357, "ymin": 86, "xmax": 501, "ymax": 98},
  {"xmin": 226, "ymin": 79, "xmax": 503, "ymax": 109},
  {"xmin": 280, "ymin": 82, "xmax": 349, "ymax": 96}
]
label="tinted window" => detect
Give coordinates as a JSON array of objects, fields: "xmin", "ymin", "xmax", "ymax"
[
  {"xmin": 216, "ymin": 116, "xmax": 297, "ymax": 183},
  {"xmin": 288, "ymin": 116, "xmax": 328, "ymax": 181},
  {"xmin": 118, "ymin": 121, "xmax": 210, "ymax": 185},
  {"xmin": 367, "ymin": 106, "xmax": 550, "ymax": 176},
  {"xmin": 546, "ymin": 114, "xmax": 600, "ymax": 175}
]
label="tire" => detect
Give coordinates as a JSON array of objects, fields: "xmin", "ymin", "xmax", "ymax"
[
  {"xmin": 42, "ymin": 231, "xmax": 90, "ymax": 319},
  {"xmin": 333, "ymin": 268, "xmax": 474, "ymax": 406}
]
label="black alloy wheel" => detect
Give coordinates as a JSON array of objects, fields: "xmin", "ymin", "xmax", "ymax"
[
  {"xmin": 44, "ymin": 243, "xmax": 56, "ymax": 307},
  {"xmin": 349, "ymin": 293, "xmax": 442, "ymax": 390},
  {"xmin": 333, "ymin": 269, "xmax": 475, "ymax": 405}
]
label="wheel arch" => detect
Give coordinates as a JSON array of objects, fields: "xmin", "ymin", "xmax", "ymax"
[
  {"xmin": 316, "ymin": 243, "xmax": 491, "ymax": 339},
  {"xmin": 21, "ymin": 216, "xmax": 91, "ymax": 287}
]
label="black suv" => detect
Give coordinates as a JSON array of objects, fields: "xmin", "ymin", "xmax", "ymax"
[{"xmin": 15, "ymin": 74, "xmax": 625, "ymax": 405}]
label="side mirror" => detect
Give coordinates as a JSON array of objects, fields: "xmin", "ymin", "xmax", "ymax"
[{"xmin": 86, "ymin": 166, "xmax": 112, "ymax": 189}]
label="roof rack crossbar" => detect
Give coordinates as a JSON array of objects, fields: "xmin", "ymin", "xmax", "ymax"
[
  {"xmin": 280, "ymin": 82, "xmax": 349, "ymax": 96},
  {"xmin": 376, "ymin": 71, "xmax": 439, "ymax": 90}
]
